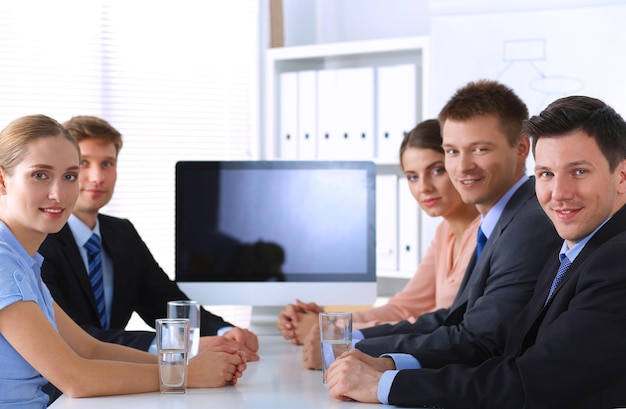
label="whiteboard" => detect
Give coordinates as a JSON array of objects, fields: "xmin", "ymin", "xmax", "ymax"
[{"xmin": 429, "ymin": 4, "xmax": 626, "ymax": 118}]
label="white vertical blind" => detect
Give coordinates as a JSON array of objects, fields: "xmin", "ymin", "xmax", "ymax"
[
  {"xmin": 0, "ymin": 2, "xmax": 104, "ymax": 121},
  {"xmin": 0, "ymin": 1, "xmax": 260, "ymax": 278}
]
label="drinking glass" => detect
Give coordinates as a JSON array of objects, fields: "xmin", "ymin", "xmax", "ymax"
[
  {"xmin": 167, "ymin": 300, "xmax": 201, "ymax": 359},
  {"xmin": 156, "ymin": 318, "xmax": 189, "ymax": 394},
  {"xmin": 319, "ymin": 312, "xmax": 352, "ymax": 383}
]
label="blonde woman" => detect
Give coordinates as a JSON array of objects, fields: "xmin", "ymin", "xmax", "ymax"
[{"xmin": 0, "ymin": 115, "xmax": 246, "ymax": 408}]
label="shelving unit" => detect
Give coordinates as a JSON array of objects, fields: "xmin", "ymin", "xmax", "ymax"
[
  {"xmin": 263, "ymin": 36, "xmax": 430, "ymax": 161},
  {"xmin": 262, "ymin": 36, "xmax": 431, "ymax": 283}
]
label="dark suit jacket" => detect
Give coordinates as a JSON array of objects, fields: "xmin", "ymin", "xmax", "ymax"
[
  {"xmin": 357, "ymin": 177, "xmax": 562, "ymax": 356},
  {"xmin": 388, "ymin": 204, "xmax": 626, "ymax": 409},
  {"xmin": 39, "ymin": 214, "xmax": 232, "ymax": 351}
]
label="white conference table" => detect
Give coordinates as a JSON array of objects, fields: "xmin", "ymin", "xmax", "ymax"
[{"xmin": 51, "ymin": 334, "xmax": 385, "ymax": 409}]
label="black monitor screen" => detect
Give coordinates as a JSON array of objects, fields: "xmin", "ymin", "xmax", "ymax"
[{"xmin": 175, "ymin": 161, "xmax": 376, "ymax": 283}]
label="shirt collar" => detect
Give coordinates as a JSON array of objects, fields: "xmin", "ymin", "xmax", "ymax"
[
  {"xmin": 67, "ymin": 214, "xmax": 102, "ymax": 247},
  {"xmin": 560, "ymin": 216, "xmax": 611, "ymax": 263},
  {"xmin": 480, "ymin": 174, "xmax": 529, "ymax": 239}
]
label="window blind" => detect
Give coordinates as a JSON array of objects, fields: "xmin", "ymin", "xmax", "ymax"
[{"xmin": 0, "ymin": 1, "xmax": 259, "ymax": 278}]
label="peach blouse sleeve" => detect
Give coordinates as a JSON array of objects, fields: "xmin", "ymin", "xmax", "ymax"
[{"xmin": 352, "ymin": 216, "xmax": 480, "ymax": 329}]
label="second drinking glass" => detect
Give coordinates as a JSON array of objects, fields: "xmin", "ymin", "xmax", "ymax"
[{"xmin": 167, "ymin": 300, "xmax": 201, "ymax": 359}]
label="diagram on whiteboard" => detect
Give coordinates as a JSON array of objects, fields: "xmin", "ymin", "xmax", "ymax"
[
  {"xmin": 496, "ymin": 39, "xmax": 584, "ymax": 111},
  {"xmin": 430, "ymin": 4, "xmax": 626, "ymax": 117}
]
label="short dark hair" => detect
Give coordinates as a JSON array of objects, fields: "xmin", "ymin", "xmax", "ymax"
[
  {"xmin": 438, "ymin": 79, "xmax": 529, "ymax": 146},
  {"xmin": 399, "ymin": 119, "xmax": 442, "ymax": 167},
  {"xmin": 63, "ymin": 116, "xmax": 123, "ymax": 156},
  {"xmin": 525, "ymin": 96, "xmax": 626, "ymax": 171}
]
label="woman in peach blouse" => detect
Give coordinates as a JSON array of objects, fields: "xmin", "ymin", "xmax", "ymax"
[{"xmin": 277, "ymin": 119, "xmax": 480, "ymax": 343}]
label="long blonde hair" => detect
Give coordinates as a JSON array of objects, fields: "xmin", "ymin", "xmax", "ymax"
[{"xmin": 0, "ymin": 114, "xmax": 79, "ymax": 175}]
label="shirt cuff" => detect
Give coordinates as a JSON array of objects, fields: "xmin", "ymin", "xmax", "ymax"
[
  {"xmin": 352, "ymin": 329, "xmax": 364, "ymax": 348},
  {"xmin": 381, "ymin": 353, "xmax": 421, "ymax": 370},
  {"xmin": 376, "ymin": 355, "xmax": 421, "ymax": 404},
  {"xmin": 217, "ymin": 326, "xmax": 234, "ymax": 336},
  {"xmin": 377, "ymin": 370, "xmax": 399, "ymax": 404}
]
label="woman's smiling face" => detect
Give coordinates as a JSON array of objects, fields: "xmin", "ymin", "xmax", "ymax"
[{"xmin": 0, "ymin": 134, "xmax": 80, "ymax": 253}]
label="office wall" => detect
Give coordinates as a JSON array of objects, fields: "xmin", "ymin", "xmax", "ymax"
[
  {"xmin": 281, "ymin": 0, "xmax": 431, "ymax": 46},
  {"xmin": 280, "ymin": 0, "xmax": 626, "ymax": 115}
]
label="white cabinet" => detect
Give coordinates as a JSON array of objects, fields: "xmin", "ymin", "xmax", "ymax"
[{"xmin": 263, "ymin": 36, "xmax": 430, "ymax": 279}]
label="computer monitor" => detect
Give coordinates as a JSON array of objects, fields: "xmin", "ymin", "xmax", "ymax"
[{"xmin": 175, "ymin": 160, "xmax": 377, "ymax": 316}]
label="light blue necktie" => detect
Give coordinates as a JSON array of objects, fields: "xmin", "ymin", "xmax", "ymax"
[
  {"xmin": 85, "ymin": 234, "xmax": 108, "ymax": 329},
  {"xmin": 476, "ymin": 226, "xmax": 487, "ymax": 259},
  {"xmin": 545, "ymin": 255, "xmax": 572, "ymax": 304}
]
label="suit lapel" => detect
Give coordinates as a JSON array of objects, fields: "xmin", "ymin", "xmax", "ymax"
[
  {"xmin": 98, "ymin": 215, "xmax": 115, "ymax": 264},
  {"xmin": 451, "ymin": 178, "xmax": 535, "ymax": 307},
  {"xmin": 543, "ymin": 204, "xmax": 626, "ymax": 306},
  {"xmin": 515, "ymin": 204, "xmax": 626, "ymax": 352},
  {"xmin": 480, "ymin": 178, "xmax": 535, "ymax": 260}
]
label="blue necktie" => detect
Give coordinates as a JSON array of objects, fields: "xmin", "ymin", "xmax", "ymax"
[
  {"xmin": 476, "ymin": 226, "xmax": 487, "ymax": 259},
  {"xmin": 545, "ymin": 255, "xmax": 572, "ymax": 304},
  {"xmin": 85, "ymin": 234, "xmax": 108, "ymax": 329}
]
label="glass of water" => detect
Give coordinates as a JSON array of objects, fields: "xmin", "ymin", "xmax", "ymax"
[
  {"xmin": 156, "ymin": 318, "xmax": 189, "ymax": 394},
  {"xmin": 167, "ymin": 300, "xmax": 201, "ymax": 359},
  {"xmin": 319, "ymin": 312, "xmax": 352, "ymax": 383}
]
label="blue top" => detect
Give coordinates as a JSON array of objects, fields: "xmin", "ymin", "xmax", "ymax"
[{"xmin": 0, "ymin": 221, "xmax": 57, "ymax": 408}]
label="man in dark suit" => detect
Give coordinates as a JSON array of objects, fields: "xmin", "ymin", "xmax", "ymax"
[
  {"xmin": 39, "ymin": 116, "xmax": 259, "ymax": 358},
  {"xmin": 303, "ymin": 80, "xmax": 561, "ymax": 367},
  {"xmin": 325, "ymin": 96, "xmax": 626, "ymax": 408}
]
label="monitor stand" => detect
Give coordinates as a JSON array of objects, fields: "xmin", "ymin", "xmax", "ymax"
[{"xmin": 247, "ymin": 306, "xmax": 283, "ymax": 336}]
